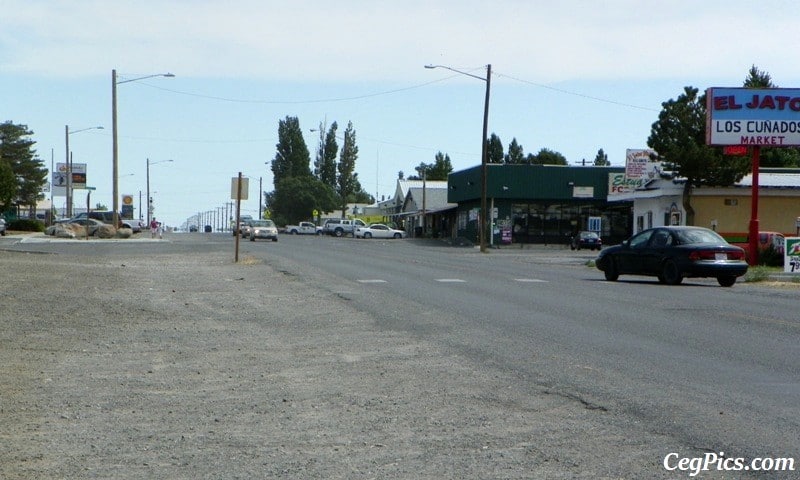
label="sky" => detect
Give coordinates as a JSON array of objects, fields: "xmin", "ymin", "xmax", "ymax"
[{"xmin": 3, "ymin": 0, "xmax": 800, "ymax": 228}]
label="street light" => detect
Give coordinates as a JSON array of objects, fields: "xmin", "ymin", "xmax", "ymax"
[
  {"xmin": 425, "ymin": 63, "xmax": 491, "ymax": 252},
  {"xmin": 112, "ymin": 69, "xmax": 175, "ymax": 228},
  {"xmin": 65, "ymin": 125, "xmax": 103, "ymax": 217},
  {"xmin": 146, "ymin": 158, "xmax": 173, "ymax": 226}
]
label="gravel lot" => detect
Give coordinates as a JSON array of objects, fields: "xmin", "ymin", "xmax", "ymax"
[{"xmin": 1, "ymin": 245, "xmax": 710, "ymax": 479}]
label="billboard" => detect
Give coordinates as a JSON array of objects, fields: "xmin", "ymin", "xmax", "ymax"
[
  {"xmin": 624, "ymin": 149, "xmax": 661, "ymax": 189},
  {"xmin": 53, "ymin": 162, "xmax": 87, "ymax": 196},
  {"xmin": 706, "ymin": 88, "xmax": 800, "ymax": 146}
]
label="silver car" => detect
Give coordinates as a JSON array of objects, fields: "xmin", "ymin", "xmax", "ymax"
[
  {"xmin": 0, "ymin": 217, "xmax": 6, "ymax": 236},
  {"xmin": 249, "ymin": 219, "xmax": 278, "ymax": 242}
]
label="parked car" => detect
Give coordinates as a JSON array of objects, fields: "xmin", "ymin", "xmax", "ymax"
[
  {"xmin": 0, "ymin": 217, "xmax": 6, "ymax": 236},
  {"xmin": 45, "ymin": 218, "xmax": 105, "ymax": 236},
  {"xmin": 249, "ymin": 219, "xmax": 278, "ymax": 242},
  {"xmin": 355, "ymin": 223, "xmax": 406, "ymax": 239},
  {"xmin": 285, "ymin": 221, "xmax": 322, "ymax": 235},
  {"xmin": 72, "ymin": 211, "xmax": 142, "ymax": 232},
  {"xmin": 595, "ymin": 226, "xmax": 748, "ymax": 287},
  {"xmin": 322, "ymin": 218, "xmax": 366, "ymax": 237},
  {"xmin": 189, "ymin": 225, "xmax": 199, "ymax": 232},
  {"xmin": 571, "ymin": 231, "xmax": 602, "ymax": 251}
]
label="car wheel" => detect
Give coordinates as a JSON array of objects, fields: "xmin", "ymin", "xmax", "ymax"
[
  {"xmin": 661, "ymin": 260, "xmax": 683, "ymax": 285},
  {"xmin": 250, "ymin": 236, "xmax": 255, "ymax": 242},
  {"xmin": 717, "ymin": 275, "xmax": 736, "ymax": 287},
  {"xmin": 334, "ymin": 228, "xmax": 343, "ymax": 237},
  {"xmin": 291, "ymin": 230, "xmax": 298, "ymax": 235},
  {"xmin": 364, "ymin": 232, "xmax": 372, "ymax": 239},
  {"xmin": 393, "ymin": 233, "xmax": 401, "ymax": 239},
  {"xmin": 603, "ymin": 258, "xmax": 619, "ymax": 281},
  {"xmin": 570, "ymin": 245, "xmax": 576, "ymax": 251}
]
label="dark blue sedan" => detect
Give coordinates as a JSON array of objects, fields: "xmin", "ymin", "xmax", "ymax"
[{"xmin": 595, "ymin": 226, "xmax": 748, "ymax": 287}]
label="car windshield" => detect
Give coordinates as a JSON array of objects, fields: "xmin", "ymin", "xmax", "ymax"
[
  {"xmin": 580, "ymin": 232, "xmax": 598, "ymax": 239},
  {"xmin": 675, "ymin": 228, "xmax": 727, "ymax": 245},
  {"xmin": 252, "ymin": 220, "xmax": 274, "ymax": 227}
]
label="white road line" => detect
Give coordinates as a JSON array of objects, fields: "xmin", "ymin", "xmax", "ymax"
[
  {"xmin": 357, "ymin": 279, "xmax": 387, "ymax": 283},
  {"xmin": 514, "ymin": 278, "xmax": 548, "ymax": 283},
  {"xmin": 435, "ymin": 279, "xmax": 466, "ymax": 283}
]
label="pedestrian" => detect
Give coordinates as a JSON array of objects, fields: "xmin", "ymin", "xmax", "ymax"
[{"xmin": 150, "ymin": 217, "xmax": 159, "ymax": 238}]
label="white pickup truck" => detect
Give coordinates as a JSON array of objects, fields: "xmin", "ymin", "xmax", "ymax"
[{"xmin": 285, "ymin": 221, "xmax": 322, "ymax": 235}]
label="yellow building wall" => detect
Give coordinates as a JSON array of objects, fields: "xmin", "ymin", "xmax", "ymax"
[{"xmin": 692, "ymin": 194, "xmax": 800, "ymax": 236}]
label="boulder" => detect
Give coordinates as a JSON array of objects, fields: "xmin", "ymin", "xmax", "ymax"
[
  {"xmin": 115, "ymin": 227, "xmax": 133, "ymax": 239},
  {"xmin": 96, "ymin": 224, "xmax": 117, "ymax": 238},
  {"xmin": 54, "ymin": 224, "xmax": 77, "ymax": 238}
]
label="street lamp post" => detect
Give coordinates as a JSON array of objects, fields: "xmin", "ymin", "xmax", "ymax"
[
  {"xmin": 146, "ymin": 158, "xmax": 173, "ymax": 226},
  {"xmin": 425, "ymin": 64, "xmax": 491, "ymax": 252},
  {"xmin": 65, "ymin": 125, "xmax": 103, "ymax": 217},
  {"xmin": 112, "ymin": 69, "xmax": 174, "ymax": 229}
]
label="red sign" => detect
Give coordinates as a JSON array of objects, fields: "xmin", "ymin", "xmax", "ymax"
[{"xmin": 723, "ymin": 145, "xmax": 748, "ymax": 156}]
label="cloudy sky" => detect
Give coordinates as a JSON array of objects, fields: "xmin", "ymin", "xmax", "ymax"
[{"xmin": 3, "ymin": 0, "xmax": 799, "ymax": 226}]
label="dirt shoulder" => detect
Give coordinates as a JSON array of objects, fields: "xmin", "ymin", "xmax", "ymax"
[{"xmin": 1, "ymin": 248, "xmax": 679, "ymax": 479}]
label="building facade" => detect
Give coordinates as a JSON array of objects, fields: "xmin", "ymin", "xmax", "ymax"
[{"xmin": 447, "ymin": 164, "xmax": 633, "ymax": 245}]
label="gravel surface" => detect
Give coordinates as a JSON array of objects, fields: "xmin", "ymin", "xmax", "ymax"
[{"xmin": 2, "ymin": 247, "xmax": 702, "ymax": 479}]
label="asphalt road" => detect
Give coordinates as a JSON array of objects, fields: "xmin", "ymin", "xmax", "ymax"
[
  {"xmin": 4, "ymin": 231, "xmax": 799, "ymax": 477},
  {"xmin": 240, "ymin": 233, "xmax": 800, "ymax": 468}
]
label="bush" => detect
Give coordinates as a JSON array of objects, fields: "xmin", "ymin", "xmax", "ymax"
[
  {"xmin": 7, "ymin": 218, "xmax": 45, "ymax": 232},
  {"xmin": 758, "ymin": 245, "xmax": 784, "ymax": 267}
]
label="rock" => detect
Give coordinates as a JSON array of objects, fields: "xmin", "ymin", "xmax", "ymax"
[
  {"xmin": 115, "ymin": 228, "xmax": 133, "ymax": 239},
  {"xmin": 96, "ymin": 225, "xmax": 117, "ymax": 238}
]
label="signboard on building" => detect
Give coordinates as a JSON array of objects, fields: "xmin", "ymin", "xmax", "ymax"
[
  {"xmin": 608, "ymin": 173, "xmax": 637, "ymax": 195},
  {"xmin": 624, "ymin": 149, "xmax": 661, "ymax": 188},
  {"xmin": 785, "ymin": 237, "xmax": 800, "ymax": 274},
  {"xmin": 706, "ymin": 88, "xmax": 800, "ymax": 146}
]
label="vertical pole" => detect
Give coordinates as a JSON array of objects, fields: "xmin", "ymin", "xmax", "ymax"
[
  {"xmin": 259, "ymin": 177, "xmax": 263, "ymax": 219},
  {"xmin": 146, "ymin": 158, "xmax": 151, "ymax": 226},
  {"xmin": 65, "ymin": 125, "xmax": 71, "ymax": 217},
  {"xmin": 112, "ymin": 69, "xmax": 120, "ymax": 229},
  {"xmin": 86, "ymin": 191, "xmax": 91, "ymax": 240},
  {"xmin": 480, "ymin": 64, "xmax": 491, "ymax": 253},
  {"xmin": 235, "ymin": 172, "xmax": 243, "ymax": 263},
  {"xmin": 748, "ymin": 146, "xmax": 760, "ymax": 266}
]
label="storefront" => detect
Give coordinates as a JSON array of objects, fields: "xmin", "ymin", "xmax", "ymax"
[{"xmin": 448, "ymin": 164, "xmax": 633, "ymax": 245}]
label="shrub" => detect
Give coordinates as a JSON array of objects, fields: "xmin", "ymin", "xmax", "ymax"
[{"xmin": 7, "ymin": 218, "xmax": 45, "ymax": 232}]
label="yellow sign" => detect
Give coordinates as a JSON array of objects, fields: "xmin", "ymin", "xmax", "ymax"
[
  {"xmin": 122, "ymin": 194, "xmax": 134, "ymax": 205},
  {"xmin": 312, "ymin": 209, "xmax": 319, "ymax": 217}
]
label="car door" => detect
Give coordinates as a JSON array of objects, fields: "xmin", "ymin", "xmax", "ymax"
[
  {"xmin": 615, "ymin": 229, "xmax": 654, "ymax": 274},
  {"xmin": 641, "ymin": 228, "xmax": 673, "ymax": 274}
]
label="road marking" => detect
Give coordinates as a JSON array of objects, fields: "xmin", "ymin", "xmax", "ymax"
[
  {"xmin": 357, "ymin": 279, "xmax": 387, "ymax": 283},
  {"xmin": 435, "ymin": 278, "xmax": 466, "ymax": 283},
  {"xmin": 514, "ymin": 278, "xmax": 548, "ymax": 283}
]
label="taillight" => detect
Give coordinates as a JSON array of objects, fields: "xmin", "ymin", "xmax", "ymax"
[{"xmin": 689, "ymin": 249, "xmax": 745, "ymax": 261}]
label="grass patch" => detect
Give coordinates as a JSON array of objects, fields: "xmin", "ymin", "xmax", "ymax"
[{"xmin": 744, "ymin": 265, "xmax": 780, "ymax": 283}]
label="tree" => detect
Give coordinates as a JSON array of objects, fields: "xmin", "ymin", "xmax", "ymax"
[
  {"xmin": 487, "ymin": 133, "xmax": 504, "ymax": 164},
  {"xmin": 271, "ymin": 116, "xmax": 311, "ymax": 185},
  {"xmin": 314, "ymin": 121, "xmax": 338, "ymax": 188},
  {"xmin": 647, "ymin": 86, "xmax": 750, "ymax": 225},
  {"xmin": 336, "ymin": 121, "xmax": 359, "ymax": 217},
  {"xmin": 0, "ymin": 122, "xmax": 47, "ymax": 214},
  {"xmin": 527, "ymin": 148, "xmax": 568, "ymax": 165},
  {"xmin": 505, "ymin": 138, "xmax": 525, "ymax": 164},
  {"xmin": 593, "ymin": 148, "xmax": 610, "ymax": 166},
  {"xmin": 743, "ymin": 64, "xmax": 774, "ymax": 88},
  {"xmin": 269, "ymin": 176, "xmax": 338, "ymax": 226},
  {"xmin": 408, "ymin": 152, "xmax": 453, "ymax": 181}
]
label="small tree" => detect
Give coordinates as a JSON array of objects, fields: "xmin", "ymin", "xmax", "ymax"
[
  {"xmin": 505, "ymin": 138, "xmax": 525, "ymax": 164},
  {"xmin": 336, "ymin": 121, "xmax": 359, "ymax": 217},
  {"xmin": 527, "ymin": 148, "xmax": 568, "ymax": 165},
  {"xmin": 593, "ymin": 148, "xmax": 610, "ymax": 166},
  {"xmin": 0, "ymin": 122, "xmax": 47, "ymax": 215},
  {"xmin": 487, "ymin": 133, "xmax": 504, "ymax": 164}
]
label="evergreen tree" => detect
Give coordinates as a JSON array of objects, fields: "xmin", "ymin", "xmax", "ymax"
[
  {"xmin": 487, "ymin": 133, "xmax": 504, "ymax": 164},
  {"xmin": 271, "ymin": 116, "xmax": 311, "ymax": 184},
  {"xmin": 743, "ymin": 64, "xmax": 774, "ymax": 88},
  {"xmin": 313, "ymin": 121, "xmax": 338, "ymax": 188},
  {"xmin": 505, "ymin": 138, "xmax": 525, "ymax": 164},
  {"xmin": 593, "ymin": 148, "xmax": 610, "ymax": 166},
  {"xmin": 0, "ymin": 121, "xmax": 47, "ymax": 213},
  {"xmin": 337, "ymin": 121, "xmax": 359, "ymax": 216}
]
